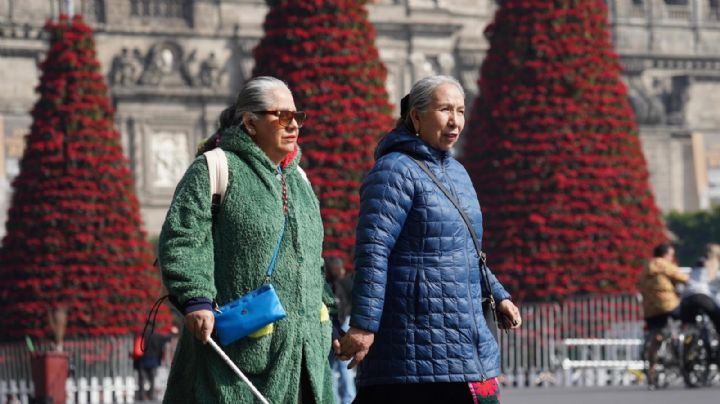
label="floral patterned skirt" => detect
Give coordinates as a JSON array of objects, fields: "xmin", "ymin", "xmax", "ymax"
[
  {"xmin": 468, "ymin": 378, "xmax": 501, "ymax": 404},
  {"xmin": 353, "ymin": 379, "xmax": 501, "ymax": 403}
]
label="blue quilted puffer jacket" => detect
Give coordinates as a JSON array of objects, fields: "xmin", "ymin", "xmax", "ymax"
[{"xmin": 350, "ymin": 124, "xmax": 511, "ymax": 386}]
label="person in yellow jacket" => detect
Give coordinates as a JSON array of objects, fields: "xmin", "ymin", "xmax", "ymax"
[
  {"xmin": 637, "ymin": 243, "xmax": 688, "ymax": 330},
  {"xmin": 636, "ymin": 242, "xmax": 688, "ymax": 388}
]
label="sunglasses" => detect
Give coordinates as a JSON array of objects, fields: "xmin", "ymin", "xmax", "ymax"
[{"xmin": 254, "ymin": 110, "xmax": 307, "ymax": 128}]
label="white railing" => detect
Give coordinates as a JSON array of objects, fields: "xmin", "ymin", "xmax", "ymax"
[
  {"xmin": 0, "ymin": 377, "xmax": 137, "ymax": 404},
  {"xmin": 0, "ymin": 335, "xmax": 175, "ymax": 403},
  {"xmin": 1, "ymin": 294, "xmax": 646, "ymax": 401}
]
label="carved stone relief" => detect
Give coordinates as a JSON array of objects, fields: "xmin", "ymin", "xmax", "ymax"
[
  {"xmin": 626, "ymin": 75, "xmax": 666, "ymax": 125},
  {"xmin": 109, "ymin": 41, "xmax": 227, "ymax": 89},
  {"xmin": 148, "ymin": 131, "xmax": 189, "ymax": 189},
  {"xmin": 385, "ymin": 64, "xmax": 402, "ymax": 109},
  {"xmin": 436, "ymin": 53, "xmax": 455, "ymax": 75},
  {"xmin": 197, "ymin": 52, "xmax": 221, "ymax": 87},
  {"xmin": 409, "ymin": 52, "xmax": 436, "ymax": 81},
  {"xmin": 408, "ymin": 52, "xmax": 458, "ymax": 82},
  {"xmin": 109, "ymin": 48, "xmax": 139, "ymax": 86},
  {"xmin": 662, "ymin": 75, "xmax": 692, "ymax": 126},
  {"xmin": 235, "ymin": 39, "xmax": 257, "ymax": 82},
  {"xmin": 460, "ymin": 69, "xmax": 479, "ymax": 95},
  {"xmin": 137, "ymin": 42, "xmax": 192, "ymax": 86}
]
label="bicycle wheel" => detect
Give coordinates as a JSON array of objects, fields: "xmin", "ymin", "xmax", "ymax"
[
  {"xmin": 681, "ymin": 330, "xmax": 711, "ymax": 387},
  {"xmin": 644, "ymin": 331, "xmax": 671, "ymax": 390}
]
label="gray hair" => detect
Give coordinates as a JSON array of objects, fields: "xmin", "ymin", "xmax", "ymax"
[
  {"xmin": 218, "ymin": 76, "xmax": 290, "ymax": 131},
  {"xmin": 402, "ymin": 75, "xmax": 465, "ymax": 127}
]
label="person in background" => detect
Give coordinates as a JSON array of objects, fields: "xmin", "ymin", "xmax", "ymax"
[
  {"xmin": 325, "ymin": 256, "xmax": 356, "ymax": 404},
  {"xmin": 637, "ymin": 243, "xmax": 688, "ymax": 331},
  {"xmin": 134, "ymin": 326, "xmax": 177, "ymax": 401},
  {"xmin": 636, "ymin": 242, "xmax": 688, "ymax": 387},
  {"xmin": 680, "ymin": 243, "xmax": 720, "ymax": 335},
  {"xmin": 336, "ymin": 75, "xmax": 521, "ymax": 404}
]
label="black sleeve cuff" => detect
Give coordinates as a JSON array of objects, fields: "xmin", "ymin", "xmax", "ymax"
[{"xmin": 182, "ymin": 297, "xmax": 213, "ymax": 315}]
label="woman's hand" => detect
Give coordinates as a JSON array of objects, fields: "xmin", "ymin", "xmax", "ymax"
[
  {"xmin": 333, "ymin": 327, "xmax": 375, "ymax": 369},
  {"xmin": 184, "ymin": 310, "xmax": 214, "ymax": 343},
  {"xmin": 497, "ymin": 299, "xmax": 522, "ymax": 329}
]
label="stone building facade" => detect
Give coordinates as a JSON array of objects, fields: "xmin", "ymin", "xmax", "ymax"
[{"xmin": 1, "ymin": 0, "xmax": 719, "ymax": 238}]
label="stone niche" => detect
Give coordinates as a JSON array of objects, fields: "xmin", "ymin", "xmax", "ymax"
[
  {"xmin": 685, "ymin": 78, "xmax": 720, "ymax": 129},
  {"xmin": 0, "ymin": 57, "xmax": 38, "ymax": 108},
  {"xmin": 118, "ymin": 108, "xmax": 197, "ymax": 234}
]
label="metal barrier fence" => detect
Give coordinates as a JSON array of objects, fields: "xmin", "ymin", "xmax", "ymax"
[
  {"xmin": 1, "ymin": 294, "xmax": 646, "ymax": 402},
  {"xmin": 499, "ymin": 293, "xmax": 644, "ymax": 387}
]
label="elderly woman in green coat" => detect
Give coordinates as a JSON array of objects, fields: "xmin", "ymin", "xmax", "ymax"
[{"xmin": 159, "ymin": 76, "xmax": 334, "ymax": 403}]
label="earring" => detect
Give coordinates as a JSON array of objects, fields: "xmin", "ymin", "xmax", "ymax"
[{"xmin": 415, "ymin": 132, "xmax": 420, "ymax": 137}]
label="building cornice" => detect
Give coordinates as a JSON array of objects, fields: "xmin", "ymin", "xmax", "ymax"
[{"xmin": 620, "ymin": 54, "xmax": 720, "ymax": 73}]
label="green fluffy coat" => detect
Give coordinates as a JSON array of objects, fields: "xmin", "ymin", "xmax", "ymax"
[{"xmin": 159, "ymin": 127, "xmax": 334, "ymax": 403}]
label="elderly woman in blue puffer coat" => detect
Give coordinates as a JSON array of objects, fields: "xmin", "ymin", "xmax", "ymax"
[{"xmin": 336, "ymin": 75, "xmax": 522, "ymax": 404}]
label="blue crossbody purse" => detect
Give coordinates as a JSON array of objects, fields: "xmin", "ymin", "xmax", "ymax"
[{"xmin": 213, "ymin": 215, "xmax": 288, "ymax": 346}]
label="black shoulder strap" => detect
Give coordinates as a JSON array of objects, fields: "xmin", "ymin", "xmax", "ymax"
[{"xmin": 406, "ymin": 156, "xmax": 494, "ymax": 298}]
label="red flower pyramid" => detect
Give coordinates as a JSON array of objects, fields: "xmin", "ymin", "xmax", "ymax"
[
  {"xmin": 0, "ymin": 15, "xmax": 169, "ymax": 340},
  {"xmin": 463, "ymin": 0, "xmax": 665, "ymax": 301}
]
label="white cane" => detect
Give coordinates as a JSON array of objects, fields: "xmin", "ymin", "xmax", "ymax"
[{"xmin": 207, "ymin": 338, "xmax": 270, "ymax": 404}]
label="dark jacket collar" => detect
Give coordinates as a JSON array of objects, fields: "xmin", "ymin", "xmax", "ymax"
[{"xmin": 374, "ymin": 123, "xmax": 449, "ymax": 164}]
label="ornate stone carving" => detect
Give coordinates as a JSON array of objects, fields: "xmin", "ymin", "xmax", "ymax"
[
  {"xmin": 110, "ymin": 42, "xmax": 228, "ymax": 89},
  {"xmin": 137, "ymin": 42, "xmax": 190, "ymax": 86},
  {"xmin": 626, "ymin": 74, "xmax": 695, "ymax": 126},
  {"xmin": 460, "ymin": 69, "xmax": 479, "ymax": 94},
  {"xmin": 385, "ymin": 65, "xmax": 401, "ymax": 108},
  {"xmin": 149, "ymin": 131, "xmax": 189, "ymax": 189},
  {"xmin": 109, "ymin": 48, "xmax": 140, "ymax": 86},
  {"xmin": 409, "ymin": 52, "xmax": 435, "ymax": 81},
  {"xmin": 662, "ymin": 75, "xmax": 692, "ymax": 126},
  {"xmin": 436, "ymin": 52, "xmax": 455, "ymax": 75},
  {"xmin": 626, "ymin": 76, "xmax": 666, "ymax": 125},
  {"xmin": 198, "ymin": 52, "xmax": 222, "ymax": 88}
]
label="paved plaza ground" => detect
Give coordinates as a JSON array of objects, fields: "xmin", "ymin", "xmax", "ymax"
[
  {"xmin": 138, "ymin": 385, "xmax": 720, "ymax": 403},
  {"xmin": 503, "ymin": 385, "xmax": 720, "ymax": 404}
]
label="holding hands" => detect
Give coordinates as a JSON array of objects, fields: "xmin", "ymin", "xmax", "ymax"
[
  {"xmin": 333, "ymin": 327, "xmax": 375, "ymax": 369},
  {"xmin": 333, "ymin": 301, "xmax": 521, "ymax": 370}
]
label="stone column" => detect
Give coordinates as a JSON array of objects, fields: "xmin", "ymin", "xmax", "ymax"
[{"xmin": 0, "ymin": 116, "xmax": 5, "ymax": 179}]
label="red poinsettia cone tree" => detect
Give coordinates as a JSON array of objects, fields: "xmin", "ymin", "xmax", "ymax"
[
  {"xmin": 0, "ymin": 15, "xmax": 169, "ymax": 340},
  {"xmin": 253, "ymin": 0, "xmax": 394, "ymax": 264},
  {"xmin": 463, "ymin": 0, "xmax": 665, "ymax": 301}
]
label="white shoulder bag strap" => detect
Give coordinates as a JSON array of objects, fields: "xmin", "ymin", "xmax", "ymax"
[
  {"xmin": 204, "ymin": 148, "xmax": 310, "ymax": 204},
  {"xmin": 297, "ymin": 166, "xmax": 310, "ymax": 185},
  {"xmin": 203, "ymin": 148, "xmax": 229, "ymax": 203}
]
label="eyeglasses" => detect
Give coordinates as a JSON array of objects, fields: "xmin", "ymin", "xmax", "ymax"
[{"xmin": 254, "ymin": 110, "xmax": 306, "ymax": 128}]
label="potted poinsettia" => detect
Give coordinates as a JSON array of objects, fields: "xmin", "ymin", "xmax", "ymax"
[{"xmin": 30, "ymin": 306, "xmax": 70, "ymax": 404}]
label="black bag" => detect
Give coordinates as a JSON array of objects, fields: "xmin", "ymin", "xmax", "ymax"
[
  {"xmin": 479, "ymin": 253, "xmax": 500, "ymax": 341},
  {"xmin": 407, "ymin": 156, "xmax": 509, "ymax": 341}
]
